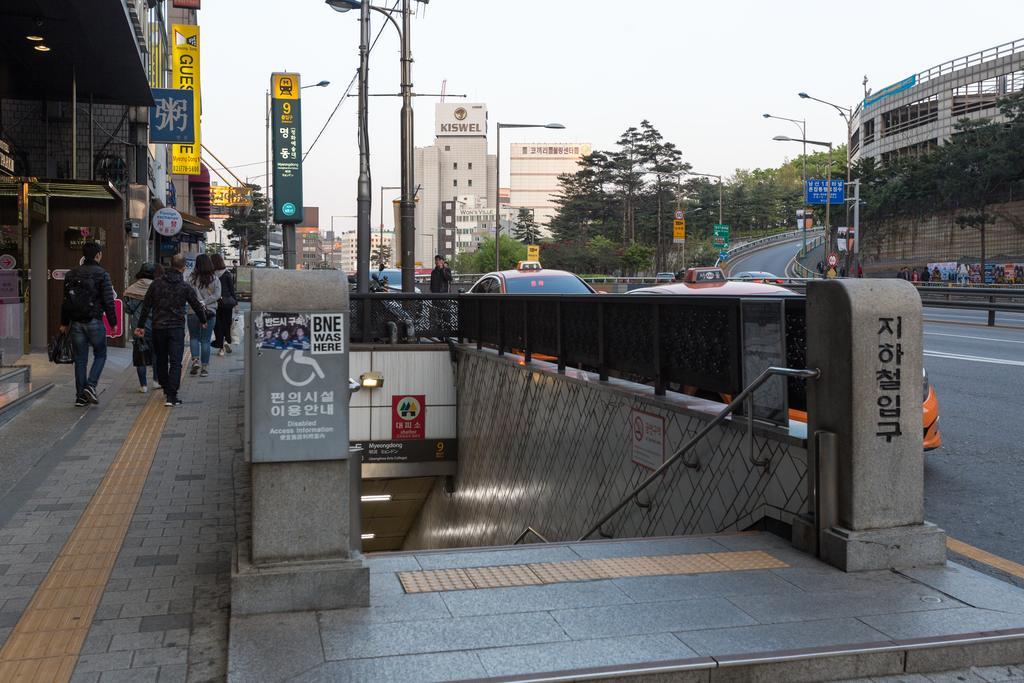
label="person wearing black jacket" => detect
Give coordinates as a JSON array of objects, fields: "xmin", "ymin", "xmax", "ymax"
[
  {"xmin": 429, "ymin": 255, "xmax": 452, "ymax": 293},
  {"xmin": 211, "ymin": 253, "xmax": 237, "ymax": 355},
  {"xmin": 135, "ymin": 254, "xmax": 208, "ymax": 407},
  {"xmin": 59, "ymin": 242, "xmax": 118, "ymax": 407}
]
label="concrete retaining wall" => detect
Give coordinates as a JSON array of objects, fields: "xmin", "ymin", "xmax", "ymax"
[{"xmin": 404, "ymin": 348, "xmax": 809, "ymax": 550}]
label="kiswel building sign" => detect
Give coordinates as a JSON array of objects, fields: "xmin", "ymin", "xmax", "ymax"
[
  {"xmin": 171, "ymin": 24, "xmax": 201, "ymax": 175},
  {"xmin": 436, "ymin": 103, "xmax": 487, "ymax": 136}
]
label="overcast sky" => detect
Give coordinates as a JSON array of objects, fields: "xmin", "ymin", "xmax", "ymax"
[{"xmin": 200, "ymin": 0, "xmax": 1024, "ymax": 234}]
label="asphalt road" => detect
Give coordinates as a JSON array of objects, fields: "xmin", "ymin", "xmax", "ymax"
[
  {"xmin": 736, "ymin": 240, "xmax": 1024, "ymax": 582},
  {"xmin": 724, "ymin": 238, "xmax": 805, "ymax": 278}
]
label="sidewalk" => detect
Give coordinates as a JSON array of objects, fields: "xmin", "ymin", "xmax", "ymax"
[{"xmin": 0, "ymin": 342, "xmax": 244, "ymax": 682}]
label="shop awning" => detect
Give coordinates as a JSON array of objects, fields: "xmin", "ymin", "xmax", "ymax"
[
  {"xmin": 0, "ymin": 177, "xmax": 121, "ymax": 201},
  {"xmin": 180, "ymin": 210, "xmax": 212, "ymax": 234},
  {"xmin": 0, "ymin": 0, "xmax": 153, "ymax": 105}
]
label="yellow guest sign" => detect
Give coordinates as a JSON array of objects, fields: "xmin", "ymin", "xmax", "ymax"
[
  {"xmin": 527, "ymin": 244, "xmax": 540, "ymax": 261},
  {"xmin": 673, "ymin": 218, "xmax": 686, "ymax": 243},
  {"xmin": 171, "ymin": 24, "xmax": 201, "ymax": 175}
]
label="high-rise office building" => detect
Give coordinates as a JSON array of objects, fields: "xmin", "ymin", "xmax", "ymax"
[{"xmin": 509, "ymin": 142, "xmax": 591, "ymax": 232}]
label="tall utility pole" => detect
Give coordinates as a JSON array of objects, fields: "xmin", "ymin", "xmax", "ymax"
[
  {"xmin": 355, "ymin": 2, "xmax": 372, "ymax": 293},
  {"xmin": 265, "ymin": 89, "xmax": 271, "ymax": 267},
  {"xmin": 399, "ymin": 0, "xmax": 416, "ymax": 292}
]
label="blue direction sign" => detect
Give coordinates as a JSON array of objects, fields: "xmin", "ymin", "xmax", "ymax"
[
  {"xmin": 805, "ymin": 179, "xmax": 845, "ymax": 205},
  {"xmin": 149, "ymin": 89, "xmax": 195, "ymax": 144}
]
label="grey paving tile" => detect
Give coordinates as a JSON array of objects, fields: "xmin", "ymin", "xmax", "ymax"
[
  {"xmin": 227, "ymin": 612, "xmax": 325, "ymax": 682},
  {"xmin": 772, "ymin": 566, "xmax": 915, "ymax": 593},
  {"xmin": 320, "ymin": 611, "xmax": 570, "ymax": 660},
  {"xmin": 88, "ymin": 618, "xmax": 143, "ymax": 636},
  {"xmin": 119, "ymin": 600, "xmax": 170, "ymax": 618},
  {"xmin": 74, "ymin": 651, "xmax": 134, "ymax": 673},
  {"xmin": 675, "ymin": 617, "xmax": 892, "ymax": 656},
  {"xmin": 319, "ymin": 591, "xmax": 450, "ymax": 626},
  {"xmin": 971, "ymin": 664, "xmax": 1024, "ymax": 682},
  {"xmin": 290, "ymin": 652, "xmax": 487, "ymax": 683},
  {"xmin": 99, "ymin": 667, "xmax": 159, "ymax": 683},
  {"xmin": 727, "ymin": 586, "xmax": 964, "ymax": 624},
  {"xmin": 80, "ymin": 632, "xmax": 112, "ymax": 654},
  {"xmin": 130, "ymin": 646, "xmax": 188, "ymax": 668},
  {"xmin": 900, "ymin": 563, "xmax": 1024, "ymax": 616},
  {"xmin": 412, "ymin": 545, "xmax": 581, "ymax": 570},
  {"xmin": 69, "ymin": 673, "xmax": 101, "ymax": 683},
  {"xmin": 155, "ymin": 664, "xmax": 187, "ymax": 682},
  {"xmin": 441, "ymin": 579, "xmax": 632, "ymax": 618},
  {"xmin": 134, "ymin": 555, "xmax": 179, "ymax": 567},
  {"xmin": 364, "ymin": 554, "xmax": 423, "ymax": 573},
  {"xmin": 551, "ymin": 596, "xmax": 756, "ymax": 640},
  {"xmin": 476, "ymin": 632, "xmax": 703, "ymax": 678},
  {"xmin": 568, "ymin": 537, "xmax": 728, "ymax": 559},
  {"xmin": 109, "ymin": 631, "xmax": 166, "ymax": 652},
  {"xmin": 0, "ymin": 611, "xmax": 20, "ymax": 628},
  {"xmin": 139, "ymin": 613, "xmax": 192, "ymax": 632},
  {"xmin": 704, "ymin": 532, "xmax": 793, "ymax": 551},
  {"xmin": 613, "ymin": 569, "xmax": 803, "ymax": 603},
  {"xmin": 919, "ymin": 669, "xmax": 988, "ymax": 682},
  {"xmin": 860, "ymin": 606, "xmax": 1024, "ymax": 640}
]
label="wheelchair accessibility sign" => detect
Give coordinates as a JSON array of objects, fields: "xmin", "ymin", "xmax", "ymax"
[{"xmin": 251, "ymin": 310, "xmax": 349, "ymax": 463}]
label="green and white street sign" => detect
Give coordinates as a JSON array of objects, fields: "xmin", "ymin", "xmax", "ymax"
[
  {"xmin": 271, "ymin": 72, "xmax": 304, "ymax": 225},
  {"xmin": 712, "ymin": 224, "xmax": 730, "ymax": 249}
]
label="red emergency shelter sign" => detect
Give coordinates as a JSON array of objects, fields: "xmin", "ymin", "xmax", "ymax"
[{"xmin": 392, "ymin": 395, "xmax": 425, "ymax": 440}]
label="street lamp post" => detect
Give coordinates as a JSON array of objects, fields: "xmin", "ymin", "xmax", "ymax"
[
  {"xmin": 327, "ymin": 0, "xmax": 420, "ymax": 291},
  {"xmin": 493, "ymin": 121, "xmax": 565, "ymax": 270},
  {"xmin": 379, "ymin": 185, "xmax": 400, "ymax": 268},
  {"xmin": 799, "ymin": 92, "xmax": 854, "ymax": 254},
  {"xmin": 763, "ymin": 113, "xmax": 808, "ymax": 253},
  {"xmin": 774, "ymin": 135, "xmax": 833, "ymax": 261},
  {"xmin": 684, "ymin": 170, "xmax": 723, "ymax": 225}
]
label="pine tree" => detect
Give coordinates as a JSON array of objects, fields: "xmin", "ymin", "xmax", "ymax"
[
  {"xmin": 223, "ymin": 185, "xmax": 269, "ymax": 265},
  {"xmin": 511, "ymin": 208, "xmax": 541, "ymax": 244}
]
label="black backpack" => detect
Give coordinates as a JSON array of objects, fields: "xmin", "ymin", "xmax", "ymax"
[{"xmin": 64, "ymin": 272, "xmax": 99, "ymax": 322}]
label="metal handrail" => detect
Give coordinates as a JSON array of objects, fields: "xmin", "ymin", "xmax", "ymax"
[
  {"xmin": 513, "ymin": 527, "xmax": 550, "ymax": 545},
  {"xmin": 578, "ymin": 366, "xmax": 821, "ymax": 542}
]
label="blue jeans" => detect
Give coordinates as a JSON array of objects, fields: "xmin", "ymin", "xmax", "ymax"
[
  {"xmin": 187, "ymin": 312, "xmax": 216, "ymax": 365},
  {"xmin": 70, "ymin": 319, "xmax": 107, "ymax": 398}
]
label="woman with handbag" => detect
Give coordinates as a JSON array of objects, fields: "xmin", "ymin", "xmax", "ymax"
[
  {"xmin": 211, "ymin": 254, "xmax": 237, "ymax": 356},
  {"xmin": 123, "ymin": 263, "xmax": 162, "ymax": 393}
]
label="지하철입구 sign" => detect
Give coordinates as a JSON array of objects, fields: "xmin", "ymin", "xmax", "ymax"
[{"xmin": 271, "ymin": 72, "xmax": 304, "ymax": 224}]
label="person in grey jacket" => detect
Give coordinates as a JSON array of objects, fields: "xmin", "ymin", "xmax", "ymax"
[{"xmin": 187, "ymin": 253, "xmax": 221, "ymax": 377}]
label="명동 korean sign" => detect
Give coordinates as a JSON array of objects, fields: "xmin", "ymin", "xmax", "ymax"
[
  {"xmin": 392, "ymin": 395, "xmax": 426, "ymax": 441},
  {"xmin": 271, "ymin": 72, "xmax": 304, "ymax": 224},
  {"xmin": 251, "ymin": 310, "xmax": 348, "ymax": 463}
]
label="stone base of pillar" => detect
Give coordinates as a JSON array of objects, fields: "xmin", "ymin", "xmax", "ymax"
[
  {"xmin": 821, "ymin": 522, "xmax": 947, "ymax": 572},
  {"xmin": 231, "ymin": 541, "xmax": 369, "ymax": 616}
]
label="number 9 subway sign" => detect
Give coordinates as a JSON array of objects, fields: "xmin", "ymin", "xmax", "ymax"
[{"xmin": 271, "ymin": 72, "xmax": 304, "ymax": 225}]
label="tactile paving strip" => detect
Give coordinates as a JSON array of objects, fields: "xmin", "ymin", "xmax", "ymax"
[
  {"xmin": 397, "ymin": 549, "xmax": 789, "ymax": 593},
  {"xmin": 0, "ymin": 356, "xmax": 191, "ymax": 682}
]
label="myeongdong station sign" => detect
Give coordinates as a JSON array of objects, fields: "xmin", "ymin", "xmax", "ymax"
[{"xmin": 436, "ymin": 103, "xmax": 487, "ymax": 136}]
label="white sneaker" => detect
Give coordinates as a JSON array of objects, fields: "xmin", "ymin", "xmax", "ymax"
[
  {"xmin": 218, "ymin": 347, "xmax": 226, "ymax": 357},
  {"xmin": 139, "ymin": 385, "xmax": 148, "ymax": 394},
  {"xmin": 225, "ymin": 343, "xmax": 233, "ymax": 354}
]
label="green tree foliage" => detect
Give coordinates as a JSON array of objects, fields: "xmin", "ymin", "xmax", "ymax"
[
  {"xmin": 511, "ymin": 208, "xmax": 542, "ymax": 244},
  {"xmin": 371, "ymin": 243, "xmax": 392, "ymax": 269},
  {"xmin": 453, "ymin": 236, "xmax": 527, "ymax": 274},
  {"xmin": 222, "ymin": 185, "xmax": 269, "ymax": 264},
  {"xmin": 620, "ymin": 243, "xmax": 654, "ymax": 276}
]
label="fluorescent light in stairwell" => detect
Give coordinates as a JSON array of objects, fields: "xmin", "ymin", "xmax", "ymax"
[
  {"xmin": 361, "ymin": 495, "xmax": 392, "ymax": 502},
  {"xmin": 361, "ymin": 533, "xmax": 375, "ymax": 540}
]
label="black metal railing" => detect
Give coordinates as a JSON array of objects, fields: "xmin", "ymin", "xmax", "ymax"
[{"xmin": 349, "ymin": 293, "xmax": 808, "ymax": 412}]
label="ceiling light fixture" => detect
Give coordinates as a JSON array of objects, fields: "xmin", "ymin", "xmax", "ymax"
[
  {"xmin": 361, "ymin": 494, "xmax": 392, "ymax": 502},
  {"xmin": 26, "ymin": 35, "xmax": 44, "ymax": 41},
  {"xmin": 33, "ymin": 45, "xmax": 51, "ymax": 52},
  {"xmin": 361, "ymin": 533, "xmax": 375, "ymax": 540}
]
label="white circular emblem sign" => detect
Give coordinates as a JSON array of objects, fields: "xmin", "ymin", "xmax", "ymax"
[{"xmin": 152, "ymin": 207, "xmax": 183, "ymax": 237}]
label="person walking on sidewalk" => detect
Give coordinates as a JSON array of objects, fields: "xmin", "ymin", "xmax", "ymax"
[
  {"xmin": 187, "ymin": 254, "xmax": 220, "ymax": 377},
  {"xmin": 123, "ymin": 263, "xmax": 162, "ymax": 393},
  {"xmin": 59, "ymin": 242, "xmax": 118, "ymax": 407},
  {"xmin": 211, "ymin": 254, "xmax": 237, "ymax": 356},
  {"xmin": 134, "ymin": 254, "xmax": 208, "ymax": 407}
]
